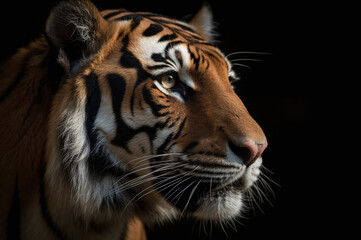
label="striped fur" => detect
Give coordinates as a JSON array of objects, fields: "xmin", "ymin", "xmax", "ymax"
[{"xmin": 0, "ymin": 0, "xmax": 267, "ymax": 239}]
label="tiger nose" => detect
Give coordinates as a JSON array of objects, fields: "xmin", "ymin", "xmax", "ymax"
[{"xmin": 229, "ymin": 140, "xmax": 268, "ymax": 166}]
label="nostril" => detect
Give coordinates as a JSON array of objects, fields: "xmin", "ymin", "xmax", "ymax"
[
  {"xmin": 228, "ymin": 140, "xmax": 267, "ymax": 166},
  {"xmin": 229, "ymin": 141, "xmax": 252, "ymax": 165}
]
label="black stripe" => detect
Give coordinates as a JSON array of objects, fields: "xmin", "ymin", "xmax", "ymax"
[
  {"xmin": 199, "ymin": 48, "xmax": 224, "ymax": 65},
  {"xmin": 107, "ymin": 73, "xmax": 167, "ymax": 154},
  {"xmin": 157, "ymin": 133, "xmax": 174, "ymax": 154},
  {"xmin": 119, "ymin": 35, "xmax": 150, "ymax": 115},
  {"xmin": 121, "ymin": 34, "xmax": 130, "ymax": 51},
  {"xmin": 159, "ymin": 33, "xmax": 178, "ymax": 42},
  {"xmin": 164, "ymin": 41, "xmax": 184, "ymax": 54},
  {"xmin": 159, "ymin": 117, "xmax": 171, "ymax": 129},
  {"xmin": 181, "ymin": 166, "xmax": 234, "ymax": 176},
  {"xmin": 7, "ymin": 179, "xmax": 20, "ymax": 240},
  {"xmin": 168, "ymin": 116, "xmax": 180, "ymax": 128},
  {"xmin": 190, "ymin": 151, "xmax": 227, "ymax": 159},
  {"xmin": 151, "ymin": 53, "xmax": 167, "ymax": 63},
  {"xmin": 84, "ymin": 72, "xmax": 101, "ymax": 150},
  {"xmin": 103, "ymin": 10, "xmax": 125, "ymax": 20},
  {"xmin": 183, "ymin": 141, "xmax": 199, "ymax": 152},
  {"xmin": 147, "ymin": 64, "xmax": 169, "ymax": 70},
  {"xmin": 142, "ymin": 85, "xmax": 168, "ymax": 117},
  {"xmin": 135, "ymin": 12, "xmax": 212, "ymax": 46},
  {"xmin": 84, "ymin": 73, "xmax": 125, "ymax": 177},
  {"xmin": 120, "ymin": 50, "xmax": 141, "ymax": 69},
  {"xmin": 84, "ymin": 72, "xmax": 103, "ymax": 175},
  {"xmin": 143, "ymin": 24, "xmax": 163, "ymax": 37},
  {"xmin": 117, "ymin": 30, "xmax": 125, "ymax": 39},
  {"xmin": 147, "ymin": 18, "xmax": 195, "ymax": 33},
  {"xmin": 138, "ymin": 13, "xmax": 197, "ymax": 33},
  {"xmin": 173, "ymin": 117, "xmax": 187, "ymax": 140},
  {"xmin": 187, "ymin": 45, "xmax": 200, "ymax": 71},
  {"xmin": 114, "ymin": 14, "xmax": 143, "ymax": 30},
  {"xmin": 107, "ymin": 73, "xmax": 133, "ymax": 153}
]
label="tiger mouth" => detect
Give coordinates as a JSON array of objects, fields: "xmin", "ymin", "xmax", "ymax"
[
  {"xmin": 181, "ymin": 162, "xmax": 245, "ymax": 180},
  {"xmin": 150, "ymin": 158, "xmax": 251, "ymax": 213}
]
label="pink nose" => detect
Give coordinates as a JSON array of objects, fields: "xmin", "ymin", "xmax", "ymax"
[
  {"xmin": 240, "ymin": 141, "xmax": 268, "ymax": 166},
  {"xmin": 229, "ymin": 140, "xmax": 267, "ymax": 166}
]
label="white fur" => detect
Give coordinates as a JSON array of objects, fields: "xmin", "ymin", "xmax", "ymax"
[
  {"xmin": 138, "ymin": 37, "xmax": 197, "ymax": 102},
  {"xmin": 241, "ymin": 157, "xmax": 263, "ymax": 190},
  {"xmin": 193, "ymin": 190, "xmax": 243, "ymax": 221}
]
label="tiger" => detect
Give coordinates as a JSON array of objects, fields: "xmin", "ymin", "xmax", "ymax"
[{"xmin": 0, "ymin": 0, "xmax": 268, "ymax": 239}]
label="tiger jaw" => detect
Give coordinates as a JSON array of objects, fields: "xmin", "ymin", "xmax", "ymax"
[
  {"xmin": 145, "ymin": 154, "xmax": 263, "ymax": 220},
  {"xmin": 190, "ymin": 157, "xmax": 263, "ymax": 220}
]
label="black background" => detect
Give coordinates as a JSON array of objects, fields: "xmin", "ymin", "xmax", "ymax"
[{"xmin": 0, "ymin": 0, "xmax": 350, "ymax": 239}]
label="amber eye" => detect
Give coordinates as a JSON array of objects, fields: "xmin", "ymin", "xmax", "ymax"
[{"xmin": 160, "ymin": 73, "xmax": 177, "ymax": 89}]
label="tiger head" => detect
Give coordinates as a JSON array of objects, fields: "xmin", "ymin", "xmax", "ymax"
[{"xmin": 45, "ymin": 0, "xmax": 267, "ymax": 226}]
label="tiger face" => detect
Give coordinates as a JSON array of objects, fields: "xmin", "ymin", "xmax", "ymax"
[{"xmin": 45, "ymin": 0, "xmax": 267, "ymax": 226}]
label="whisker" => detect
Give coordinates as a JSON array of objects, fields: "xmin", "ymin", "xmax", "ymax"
[
  {"xmin": 258, "ymin": 175, "xmax": 276, "ymax": 198},
  {"xmin": 161, "ymin": 176, "xmax": 190, "ymax": 199},
  {"xmin": 171, "ymin": 179, "xmax": 197, "ymax": 207},
  {"xmin": 218, "ymin": 219, "xmax": 230, "ymax": 239},
  {"xmin": 260, "ymin": 165, "xmax": 275, "ymax": 174},
  {"xmin": 230, "ymin": 58, "xmax": 262, "ymax": 62},
  {"xmin": 119, "ymin": 177, "xmax": 171, "ymax": 217},
  {"xmin": 111, "ymin": 159, "xmax": 181, "ymax": 189},
  {"xmin": 248, "ymin": 186, "xmax": 265, "ymax": 214},
  {"xmin": 244, "ymin": 164, "xmax": 280, "ymax": 216},
  {"xmin": 231, "ymin": 63, "xmax": 252, "ymax": 69},
  {"xmin": 120, "ymin": 168, "xmax": 193, "ymax": 217},
  {"xmin": 209, "ymin": 178, "xmax": 213, "ymax": 199},
  {"xmin": 245, "ymin": 189, "xmax": 257, "ymax": 215},
  {"xmin": 257, "ymin": 182, "xmax": 274, "ymax": 207},
  {"xmin": 181, "ymin": 179, "xmax": 202, "ymax": 217},
  {"xmin": 226, "ymin": 51, "xmax": 271, "ymax": 58},
  {"xmin": 162, "ymin": 174, "xmax": 197, "ymax": 200},
  {"xmin": 208, "ymin": 219, "xmax": 213, "ymax": 238},
  {"xmin": 225, "ymin": 217, "xmax": 238, "ymax": 232},
  {"xmin": 135, "ymin": 173, "xmax": 184, "ymax": 200},
  {"xmin": 109, "ymin": 158, "xmax": 197, "ymax": 198},
  {"xmin": 260, "ymin": 168, "xmax": 281, "ymax": 188},
  {"xmin": 107, "ymin": 161, "xmax": 186, "ymax": 196},
  {"xmin": 111, "ymin": 169, "xmax": 178, "ymax": 195},
  {"xmin": 147, "ymin": 170, "xmax": 195, "ymax": 196},
  {"xmin": 125, "ymin": 153, "xmax": 186, "ymax": 167},
  {"xmin": 161, "ymin": 165, "xmax": 201, "ymax": 203}
]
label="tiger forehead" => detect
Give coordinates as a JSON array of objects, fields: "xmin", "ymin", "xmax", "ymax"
[
  {"xmin": 138, "ymin": 21, "xmax": 227, "ymax": 70},
  {"xmin": 103, "ymin": 9, "xmax": 228, "ymax": 73},
  {"xmin": 103, "ymin": 10, "xmax": 198, "ymax": 37}
]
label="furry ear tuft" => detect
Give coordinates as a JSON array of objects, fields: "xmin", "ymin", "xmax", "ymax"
[
  {"xmin": 45, "ymin": 0, "xmax": 109, "ymax": 73},
  {"xmin": 189, "ymin": 3, "xmax": 217, "ymax": 43}
]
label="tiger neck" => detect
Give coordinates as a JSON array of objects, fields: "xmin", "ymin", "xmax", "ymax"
[
  {"xmin": 0, "ymin": 36, "xmax": 131, "ymax": 238},
  {"xmin": 0, "ymin": 36, "xmax": 56, "ymax": 175}
]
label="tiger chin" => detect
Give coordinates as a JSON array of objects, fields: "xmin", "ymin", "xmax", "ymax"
[{"xmin": 0, "ymin": 0, "xmax": 268, "ymax": 239}]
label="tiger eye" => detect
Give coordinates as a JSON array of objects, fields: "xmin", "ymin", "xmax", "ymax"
[{"xmin": 160, "ymin": 74, "xmax": 176, "ymax": 89}]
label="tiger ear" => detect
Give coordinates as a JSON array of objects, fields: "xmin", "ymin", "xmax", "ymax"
[
  {"xmin": 45, "ymin": 0, "xmax": 109, "ymax": 74},
  {"xmin": 189, "ymin": 3, "xmax": 217, "ymax": 43}
]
